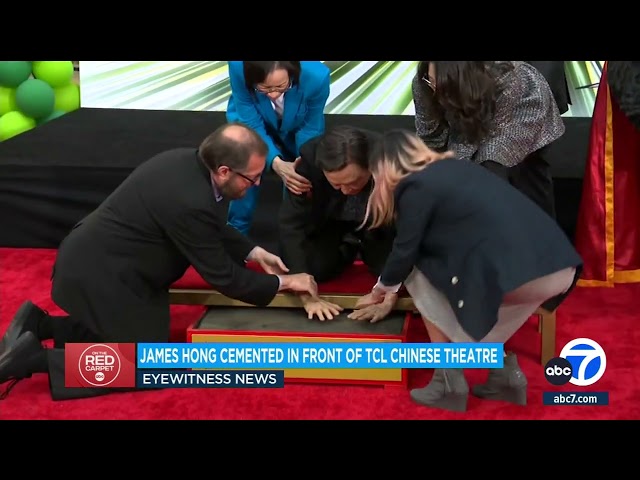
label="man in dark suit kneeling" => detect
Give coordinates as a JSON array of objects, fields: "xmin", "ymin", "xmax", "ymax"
[
  {"xmin": 279, "ymin": 125, "xmax": 396, "ymax": 323},
  {"xmin": 0, "ymin": 122, "xmax": 318, "ymax": 401}
]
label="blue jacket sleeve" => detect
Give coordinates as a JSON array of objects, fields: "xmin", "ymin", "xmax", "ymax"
[{"xmin": 295, "ymin": 65, "xmax": 331, "ymax": 154}]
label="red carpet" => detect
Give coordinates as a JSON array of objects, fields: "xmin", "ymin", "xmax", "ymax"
[{"xmin": 1, "ymin": 247, "xmax": 638, "ymax": 420}]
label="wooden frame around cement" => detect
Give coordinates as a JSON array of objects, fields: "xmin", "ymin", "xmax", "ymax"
[
  {"xmin": 169, "ymin": 289, "xmax": 556, "ymax": 365},
  {"xmin": 169, "ymin": 289, "xmax": 417, "ymax": 311}
]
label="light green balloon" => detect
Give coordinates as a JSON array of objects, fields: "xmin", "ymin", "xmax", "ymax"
[
  {"xmin": 0, "ymin": 111, "xmax": 36, "ymax": 141},
  {"xmin": 15, "ymin": 78, "xmax": 55, "ymax": 119},
  {"xmin": 0, "ymin": 86, "xmax": 17, "ymax": 115},
  {"xmin": 33, "ymin": 61, "xmax": 74, "ymax": 88},
  {"xmin": 0, "ymin": 61, "xmax": 32, "ymax": 88},
  {"xmin": 54, "ymin": 82, "xmax": 80, "ymax": 112}
]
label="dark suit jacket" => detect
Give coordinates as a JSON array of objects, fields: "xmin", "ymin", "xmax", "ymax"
[
  {"xmin": 278, "ymin": 129, "xmax": 383, "ymax": 274},
  {"xmin": 380, "ymin": 158, "xmax": 583, "ymax": 341},
  {"xmin": 52, "ymin": 148, "xmax": 280, "ymax": 341},
  {"xmin": 526, "ymin": 61, "xmax": 571, "ymax": 114}
]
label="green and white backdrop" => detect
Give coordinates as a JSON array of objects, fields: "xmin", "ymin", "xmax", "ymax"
[{"xmin": 79, "ymin": 61, "xmax": 605, "ymax": 117}]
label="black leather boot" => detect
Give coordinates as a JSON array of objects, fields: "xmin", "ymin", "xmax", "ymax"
[
  {"xmin": 410, "ymin": 368, "xmax": 469, "ymax": 412},
  {"xmin": 0, "ymin": 331, "xmax": 45, "ymax": 399},
  {"xmin": 472, "ymin": 353, "xmax": 528, "ymax": 406},
  {"xmin": 0, "ymin": 301, "xmax": 46, "ymax": 354}
]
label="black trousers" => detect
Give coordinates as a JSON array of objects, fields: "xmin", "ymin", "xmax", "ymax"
[
  {"xmin": 304, "ymin": 221, "xmax": 395, "ymax": 283},
  {"xmin": 40, "ymin": 272, "xmax": 170, "ymax": 401},
  {"xmin": 482, "ymin": 146, "xmax": 557, "ymax": 220}
]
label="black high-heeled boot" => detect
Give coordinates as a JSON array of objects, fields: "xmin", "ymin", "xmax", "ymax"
[
  {"xmin": 471, "ymin": 352, "xmax": 528, "ymax": 406},
  {"xmin": 410, "ymin": 368, "xmax": 469, "ymax": 412}
]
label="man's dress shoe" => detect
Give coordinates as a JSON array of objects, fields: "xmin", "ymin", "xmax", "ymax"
[
  {"xmin": 0, "ymin": 301, "xmax": 44, "ymax": 355},
  {"xmin": 0, "ymin": 332, "xmax": 43, "ymax": 384}
]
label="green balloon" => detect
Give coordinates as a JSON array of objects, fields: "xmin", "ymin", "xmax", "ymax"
[
  {"xmin": 0, "ymin": 111, "xmax": 36, "ymax": 141},
  {"xmin": 0, "ymin": 86, "xmax": 17, "ymax": 115},
  {"xmin": 54, "ymin": 82, "xmax": 80, "ymax": 112},
  {"xmin": 0, "ymin": 61, "xmax": 32, "ymax": 88},
  {"xmin": 37, "ymin": 109, "xmax": 66, "ymax": 125},
  {"xmin": 15, "ymin": 78, "xmax": 55, "ymax": 119},
  {"xmin": 33, "ymin": 61, "xmax": 74, "ymax": 88}
]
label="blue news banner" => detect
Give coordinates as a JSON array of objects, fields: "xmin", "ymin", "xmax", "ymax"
[{"xmin": 135, "ymin": 342, "xmax": 503, "ymax": 389}]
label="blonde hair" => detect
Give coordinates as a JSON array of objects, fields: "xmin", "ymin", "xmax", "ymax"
[{"xmin": 362, "ymin": 130, "xmax": 438, "ymax": 229}]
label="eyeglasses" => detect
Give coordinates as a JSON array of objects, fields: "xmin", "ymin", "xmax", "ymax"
[
  {"xmin": 231, "ymin": 169, "xmax": 261, "ymax": 185},
  {"xmin": 421, "ymin": 74, "xmax": 435, "ymax": 90},
  {"xmin": 254, "ymin": 81, "xmax": 292, "ymax": 94}
]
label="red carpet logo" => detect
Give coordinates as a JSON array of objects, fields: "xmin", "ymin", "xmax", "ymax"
[{"xmin": 65, "ymin": 343, "xmax": 137, "ymax": 388}]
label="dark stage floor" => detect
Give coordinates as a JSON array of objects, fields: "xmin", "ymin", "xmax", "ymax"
[{"xmin": 0, "ymin": 107, "xmax": 591, "ymax": 249}]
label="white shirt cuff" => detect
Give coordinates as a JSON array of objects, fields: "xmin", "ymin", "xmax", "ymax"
[{"xmin": 374, "ymin": 277, "xmax": 402, "ymax": 294}]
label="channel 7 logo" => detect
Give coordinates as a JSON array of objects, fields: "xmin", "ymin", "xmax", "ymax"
[{"xmin": 544, "ymin": 338, "xmax": 607, "ymax": 387}]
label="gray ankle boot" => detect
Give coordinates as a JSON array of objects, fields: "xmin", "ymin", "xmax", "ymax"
[
  {"xmin": 410, "ymin": 368, "xmax": 469, "ymax": 412},
  {"xmin": 472, "ymin": 353, "xmax": 527, "ymax": 406}
]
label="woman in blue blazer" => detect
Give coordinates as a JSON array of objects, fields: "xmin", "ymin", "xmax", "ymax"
[{"xmin": 225, "ymin": 61, "xmax": 331, "ymax": 234}]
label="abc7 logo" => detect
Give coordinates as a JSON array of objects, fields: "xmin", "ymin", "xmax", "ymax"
[
  {"xmin": 544, "ymin": 338, "xmax": 606, "ymax": 387},
  {"xmin": 78, "ymin": 344, "xmax": 122, "ymax": 387}
]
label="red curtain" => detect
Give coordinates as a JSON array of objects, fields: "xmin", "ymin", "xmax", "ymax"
[{"xmin": 574, "ymin": 62, "xmax": 640, "ymax": 287}]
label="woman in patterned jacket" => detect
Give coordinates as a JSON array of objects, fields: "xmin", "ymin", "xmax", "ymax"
[{"xmin": 412, "ymin": 61, "xmax": 565, "ymax": 219}]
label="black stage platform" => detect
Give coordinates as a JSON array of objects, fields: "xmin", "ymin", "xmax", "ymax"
[{"xmin": 0, "ymin": 107, "xmax": 591, "ymax": 249}]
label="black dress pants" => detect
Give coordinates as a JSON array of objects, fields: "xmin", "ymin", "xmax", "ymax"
[
  {"xmin": 41, "ymin": 272, "xmax": 170, "ymax": 401},
  {"xmin": 482, "ymin": 146, "xmax": 557, "ymax": 220}
]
